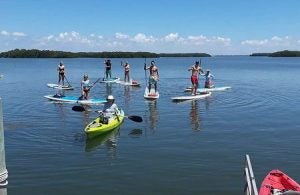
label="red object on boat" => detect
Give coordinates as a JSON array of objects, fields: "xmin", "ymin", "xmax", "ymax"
[{"xmin": 259, "ymin": 169, "xmax": 300, "ymax": 195}]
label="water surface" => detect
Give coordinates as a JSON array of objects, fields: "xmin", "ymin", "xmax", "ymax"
[{"xmin": 1, "ymin": 56, "xmax": 300, "ymax": 194}]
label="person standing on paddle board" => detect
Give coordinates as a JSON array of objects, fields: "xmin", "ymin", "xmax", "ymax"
[
  {"xmin": 144, "ymin": 60, "xmax": 159, "ymax": 93},
  {"xmin": 57, "ymin": 61, "xmax": 65, "ymax": 85},
  {"xmin": 104, "ymin": 59, "xmax": 112, "ymax": 79},
  {"xmin": 188, "ymin": 61, "xmax": 203, "ymax": 95},
  {"xmin": 81, "ymin": 74, "xmax": 90, "ymax": 100},
  {"xmin": 204, "ymin": 69, "xmax": 214, "ymax": 88},
  {"xmin": 122, "ymin": 61, "xmax": 130, "ymax": 82}
]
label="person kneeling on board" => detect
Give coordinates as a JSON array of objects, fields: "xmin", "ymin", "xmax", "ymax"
[
  {"xmin": 204, "ymin": 69, "xmax": 214, "ymax": 88},
  {"xmin": 97, "ymin": 95, "xmax": 120, "ymax": 124}
]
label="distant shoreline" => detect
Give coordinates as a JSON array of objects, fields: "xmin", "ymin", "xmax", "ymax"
[
  {"xmin": 250, "ymin": 50, "xmax": 300, "ymax": 57},
  {"xmin": 0, "ymin": 49, "xmax": 211, "ymax": 58}
]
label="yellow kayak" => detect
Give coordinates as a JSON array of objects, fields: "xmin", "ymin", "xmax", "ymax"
[{"xmin": 85, "ymin": 109, "xmax": 124, "ymax": 137}]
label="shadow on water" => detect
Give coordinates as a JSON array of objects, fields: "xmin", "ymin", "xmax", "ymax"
[{"xmin": 128, "ymin": 128, "xmax": 143, "ymax": 138}]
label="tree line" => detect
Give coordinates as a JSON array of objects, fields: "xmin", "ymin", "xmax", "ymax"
[
  {"xmin": 250, "ymin": 50, "xmax": 300, "ymax": 57},
  {"xmin": 0, "ymin": 49, "xmax": 211, "ymax": 58}
]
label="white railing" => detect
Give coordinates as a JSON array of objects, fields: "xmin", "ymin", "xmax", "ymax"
[
  {"xmin": 244, "ymin": 154, "xmax": 258, "ymax": 195},
  {"xmin": 0, "ymin": 98, "xmax": 8, "ymax": 188}
]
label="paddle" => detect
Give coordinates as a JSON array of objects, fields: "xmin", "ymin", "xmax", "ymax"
[
  {"xmin": 64, "ymin": 75, "xmax": 72, "ymax": 87},
  {"xmin": 72, "ymin": 106, "xmax": 143, "ymax": 123}
]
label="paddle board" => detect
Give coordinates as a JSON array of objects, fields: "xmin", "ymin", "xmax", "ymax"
[
  {"xmin": 44, "ymin": 95, "xmax": 107, "ymax": 105},
  {"xmin": 184, "ymin": 86, "xmax": 231, "ymax": 93},
  {"xmin": 47, "ymin": 83, "xmax": 74, "ymax": 90},
  {"xmin": 116, "ymin": 80, "xmax": 141, "ymax": 87},
  {"xmin": 171, "ymin": 92, "xmax": 211, "ymax": 101},
  {"xmin": 144, "ymin": 86, "xmax": 159, "ymax": 100},
  {"xmin": 100, "ymin": 77, "xmax": 120, "ymax": 83},
  {"xmin": 259, "ymin": 169, "xmax": 300, "ymax": 195}
]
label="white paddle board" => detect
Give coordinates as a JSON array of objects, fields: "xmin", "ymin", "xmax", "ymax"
[
  {"xmin": 144, "ymin": 86, "xmax": 159, "ymax": 100},
  {"xmin": 99, "ymin": 77, "xmax": 120, "ymax": 83},
  {"xmin": 184, "ymin": 86, "xmax": 231, "ymax": 93},
  {"xmin": 47, "ymin": 83, "xmax": 74, "ymax": 90},
  {"xmin": 171, "ymin": 92, "xmax": 211, "ymax": 101},
  {"xmin": 116, "ymin": 80, "xmax": 141, "ymax": 87}
]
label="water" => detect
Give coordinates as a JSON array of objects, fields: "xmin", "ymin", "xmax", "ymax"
[{"xmin": 1, "ymin": 56, "xmax": 300, "ymax": 194}]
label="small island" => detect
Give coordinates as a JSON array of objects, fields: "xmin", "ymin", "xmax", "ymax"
[
  {"xmin": 250, "ymin": 50, "xmax": 300, "ymax": 57},
  {"xmin": 0, "ymin": 49, "xmax": 211, "ymax": 58}
]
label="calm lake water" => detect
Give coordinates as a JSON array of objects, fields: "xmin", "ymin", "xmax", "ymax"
[{"xmin": 0, "ymin": 56, "xmax": 300, "ymax": 194}]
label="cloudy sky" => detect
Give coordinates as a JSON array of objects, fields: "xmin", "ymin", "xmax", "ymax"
[{"xmin": 1, "ymin": 0, "xmax": 299, "ymax": 55}]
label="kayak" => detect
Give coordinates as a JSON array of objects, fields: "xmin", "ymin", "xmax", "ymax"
[
  {"xmin": 259, "ymin": 169, "xmax": 300, "ymax": 195},
  {"xmin": 116, "ymin": 80, "xmax": 141, "ymax": 87},
  {"xmin": 44, "ymin": 94, "xmax": 107, "ymax": 105},
  {"xmin": 144, "ymin": 86, "xmax": 159, "ymax": 100},
  {"xmin": 184, "ymin": 86, "xmax": 231, "ymax": 93},
  {"xmin": 99, "ymin": 77, "xmax": 120, "ymax": 83},
  {"xmin": 171, "ymin": 92, "xmax": 211, "ymax": 102},
  {"xmin": 47, "ymin": 83, "xmax": 74, "ymax": 90},
  {"xmin": 85, "ymin": 109, "xmax": 124, "ymax": 138}
]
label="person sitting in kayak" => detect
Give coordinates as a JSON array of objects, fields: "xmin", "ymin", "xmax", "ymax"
[
  {"xmin": 81, "ymin": 74, "xmax": 90, "ymax": 100},
  {"xmin": 98, "ymin": 95, "xmax": 120, "ymax": 124},
  {"xmin": 122, "ymin": 61, "xmax": 130, "ymax": 83},
  {"xmin": 144, "ymin": 60, "xmax": 159, "ymax": 94},
  {"xmin": 188, "ymin": 61, "xmax": 203, "ymax": 95},
  {"xmin": 57, "ymin": 61, "xmax": 65, "ymax": 85},
  {"xmin": 204, "ymin": 69, "xmax": 214, "ymax": 88},
  {"xmin": 104, "ymin": 59, "xmax": 112, "ymax": 79}
]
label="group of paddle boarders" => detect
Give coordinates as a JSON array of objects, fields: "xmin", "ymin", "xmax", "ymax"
[
  {"xmin": 188, "ymin": 61, "xmax": 214, "ymax": 95},
  {"xmin": 55, "ymin": 59, "xmax": 216, "ymax": 102}
]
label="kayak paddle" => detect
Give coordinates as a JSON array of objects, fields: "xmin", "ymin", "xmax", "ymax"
[{"xmin": 72, "ymin": 106, "xmax": 143, "ymax": 123}]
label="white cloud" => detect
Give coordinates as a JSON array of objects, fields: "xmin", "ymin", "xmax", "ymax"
[
  {"xmin": 12, "ymin": 32, "xmax": 27, "ymax": 37},
  {"xmin": 241, "ymin": 39, "xmax": 268, "ymax": 46},
  {"xmin": 132, "ymin": 33, "xmax": 156, "ymax": 43},
  {"xmin": 1, "ymin": 30, "xmax": 27, "ymax": 37},
  {"xmin": 47, "ymin": 35, "xmax": 54, "ymax": 40},
  {"xmin": 1, "ymin": 30, "xmax": 9, "ymax": 36},
  {"xmin": 164, "ymin": 33, "xmax": 179, "ymax": 42},
  {"xmin": 271, "ymin": 36, "xmax": 282, "ymax": 41},
  {"xmin": 2, "ymin": 30, "xmax": 300, "ymax": 55},
  {"xmin": 115, "ymin": 32, "xmax": 129, "ymax": 39}
]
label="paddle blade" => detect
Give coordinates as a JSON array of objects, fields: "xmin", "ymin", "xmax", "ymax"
[
  {"xmin": 127, "ymin": 115, "xmax": 143, "ymax": 123},
  {"xmin": 72, "ymin": 106, "xmax": 86, "ymax": 112}
]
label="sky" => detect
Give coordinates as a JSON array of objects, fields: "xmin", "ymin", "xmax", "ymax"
[{"xmin": 0, "ymin": 0, "xmax": 300, "ymax": 55}]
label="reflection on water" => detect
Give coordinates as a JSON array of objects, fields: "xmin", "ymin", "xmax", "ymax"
[
  {"xmin": 189, "ymin": 100, "xmax": 201, "ymax": 131},
  {"xmin": 85, "ymin": 127, "xmax": 120, "ymax": 158},
  {"xmin": 124, "ymin": 86, "xmax": 131, "ymax": 108},
  {"xmin": 146, "ymin": 101, "xmax": 159, "ymax": 132},
  {"xmin": 105, "ymin": 83, "xmax": 112, "ymax": 96}
]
